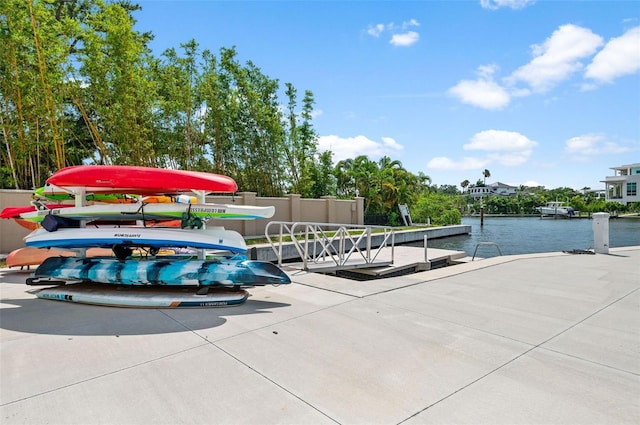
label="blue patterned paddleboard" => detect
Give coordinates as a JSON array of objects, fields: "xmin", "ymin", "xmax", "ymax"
[
  {"xmin": 36, "ymin": 284, "xmax": 249, "ymax": 308},
  {"xmin": 33, "ymin": 256, "xmax": 291, "ymax": 287}
]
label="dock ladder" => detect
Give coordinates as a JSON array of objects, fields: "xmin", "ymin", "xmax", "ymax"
[{"xmin": 472, "ymin": 242, "xmax": 503, "ymax": 261}]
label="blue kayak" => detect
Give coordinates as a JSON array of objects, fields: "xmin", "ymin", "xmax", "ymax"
[{"xmin": 33, "ymin": 256, "xmax": 291, "ymax": 287}]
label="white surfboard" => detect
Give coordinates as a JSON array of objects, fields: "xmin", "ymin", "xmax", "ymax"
[{"xmin": 24, "ymin": 226, "xmax": 247, "ymax": 253}]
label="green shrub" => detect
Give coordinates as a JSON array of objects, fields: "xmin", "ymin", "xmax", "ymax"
[{"xmin": 411, "ymin": 192, "xmax": 462, "ymax": 226}]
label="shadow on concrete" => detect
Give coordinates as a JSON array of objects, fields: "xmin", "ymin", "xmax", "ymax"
[
  {"xmin": 0, "ymin": 268, "xmax": 35, "ymax": 279},
  {"xmin": 0, "ymin": 295, "xmax": 290, "ymax": 337}
]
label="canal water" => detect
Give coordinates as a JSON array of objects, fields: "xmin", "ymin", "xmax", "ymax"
[{"xmin": 419, "ymin": 216, "xmax": 640, "ymax": 258}]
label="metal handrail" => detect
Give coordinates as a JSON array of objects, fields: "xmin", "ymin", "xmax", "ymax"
[
  {"xmin": 265, "ymin": 221, "xmax": 395, "ymax": 270},
  {"xmin": 472, "ymin": 242, "xmax": 503, "ymax": 261}
]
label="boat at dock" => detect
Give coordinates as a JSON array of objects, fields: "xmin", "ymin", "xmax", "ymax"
[{"xmin": 536, "ymin": 201, "xmax": 575, "ymax": 218}]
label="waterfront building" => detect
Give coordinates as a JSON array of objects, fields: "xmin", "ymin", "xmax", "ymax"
[
  {"xmin": 602, "ymin": 163, "xmax": 640, "ymax": 205},
  {"xmin": 467, "ymin": 181, "xmax": 517, "ymax": 199}
]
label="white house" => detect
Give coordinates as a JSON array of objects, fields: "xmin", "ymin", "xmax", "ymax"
[
  {"xmin": 467, "ymin": 182, "xmax": 517, "ymax": 199},
  {"xmin": 602, "ymin": 163, "xmax": 640, "ymax": 205}
]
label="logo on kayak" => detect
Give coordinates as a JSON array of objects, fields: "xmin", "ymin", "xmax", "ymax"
[{"xmin": 114, "ymin": 233, "xmax": 141, "ymax": 238}]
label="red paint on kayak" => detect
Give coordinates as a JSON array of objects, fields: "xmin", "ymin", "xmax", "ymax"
[
  {"xmin": 47, "ymin": 165, "xmax": 238, "ymax": 194},
  {"xmin": 1, "ymin": 204, "xmax": 72, "ymax": 219},
  {"xmin": 1, "ymin": 206, "xmax": 35, "ymax": 219}
]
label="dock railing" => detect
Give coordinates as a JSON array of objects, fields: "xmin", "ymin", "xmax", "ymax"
[{"xmin": 265, "ymin": 221, "xmax": 395, "ymax": 271}]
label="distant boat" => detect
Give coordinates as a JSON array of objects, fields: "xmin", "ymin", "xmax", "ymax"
[{"xmin": 536, "ymin": 201, "xmax": 575, "ymax": 218}]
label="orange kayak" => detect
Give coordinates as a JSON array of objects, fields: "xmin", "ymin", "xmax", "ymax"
[{"xmin": 6, "ymin": 247, "xmax": 113, "ymax": 268}]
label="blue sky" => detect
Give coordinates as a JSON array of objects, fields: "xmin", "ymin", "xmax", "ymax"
[{"xmin": 135, "ymin": 0, "xmax": 640, "ymax": 191}]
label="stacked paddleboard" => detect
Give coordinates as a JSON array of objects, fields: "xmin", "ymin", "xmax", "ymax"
[{"xmin": 3, "ymin": 165, "xmax": 290, "ymax": 306}]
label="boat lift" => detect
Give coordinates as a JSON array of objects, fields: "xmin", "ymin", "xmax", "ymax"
[{"xmin": 265, "ymin": 221, "xmax": 396, "ymax": 272}]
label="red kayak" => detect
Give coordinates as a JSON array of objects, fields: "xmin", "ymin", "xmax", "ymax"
[
  {"xmin": 0, "ymin": 206, "xmax": 36, "ymax": 219},
  {"xmin": 46, "ymin": 165, "xmax": 238, "ymax": 195},
  {"xmin": 1, "ymin": 204, "xmax": 72, "ymax": 230},
  {"xmin": 1, "ymin": 204, "xmax": 72, "ymax": 219}
]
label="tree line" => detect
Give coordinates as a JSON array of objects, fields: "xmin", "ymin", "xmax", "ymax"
[
  {"xmin": 0, "ymin": 0, "xmax": 436, "ymax": 218},
  {"xmin": 1, "ymin": 0, "xmax": 328, "ymax": 197}
]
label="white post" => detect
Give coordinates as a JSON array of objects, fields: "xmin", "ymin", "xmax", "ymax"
[
  {"xmin": 424, "ymin": 234, "xmax": 431, "ymax": 270},
  {"xmin": 592, "ymin": 212, "xmax": 610, "ymax": 254},
  {"xmin": 424, "ymin": 235, "xmax": 428, "ymax": 262}
]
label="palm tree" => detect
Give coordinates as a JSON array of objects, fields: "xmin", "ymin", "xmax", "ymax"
[
  {"xmin": 482, "ymin": 169, "xmax": 491, "ymax": 185},
  {"xmin": 334, "ymin": 158, "xmax": 356, "ymax": 197},
  {"xmin": 351, "ymin": 155, "xmax": 380, "ymax": 213},
  {"xmin": 376, "ymin": 156, "xmax": 404, "ymax": 210},
  {"xmin": 461, "ymin": 179, "xmax": 470, "ymax": 192},
  {"xmin": 417, "ymin": 172, "xmax": 431, "ymax": 193}
]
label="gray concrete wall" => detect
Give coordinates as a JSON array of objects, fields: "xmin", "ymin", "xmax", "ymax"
[
  {"xmin": 0, "ymin": 190, "xmax": 34, "ymax": 254},
  {"xmin": 0, "ymin": 190, "xmax": 366, "ymax": 253}
]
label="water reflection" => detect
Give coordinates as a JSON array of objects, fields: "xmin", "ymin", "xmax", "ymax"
[{"xmin": 416, "ymin": 216, "xmax": 640, "ymax": 257}]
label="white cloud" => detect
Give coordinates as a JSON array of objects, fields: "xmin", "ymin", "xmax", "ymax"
[
  {"xmin": 585, "ymin": 26, "xmax": 640, "ymax": 84},
  {"xmin": 367, "ymin": 23, "xmax": 385, "ymax": 37},
  {"xmin": 448, "ymin": 64, "xmax": 510, "ymax": 109},
  {"xmin": 477, "ymin": 63, "xmax": 499, "ymax": 79},
  {"xmin": 402, "ymin": 19, "xmax": 420, "ymax": 30},
  {"xmin": 427, "ymin": 156, "xmax": 489, "ymax": 171},
  {"xmin": 381, "ymin": 136, "xmax": 403, "ymax": 151},
  {"xmin": 480, "ymin": 0, "xmax": 536, "ymax": 10},
  {"xmin": 390, "ymin": 31, "xmax": 420, "ymax": 47},
  {"xmin": 366, "ymin": 20, "xmax": 420, "ymax": 47},
  {"xmin": 429, "ymin": 130, "xmax": 537, "ymax": 171},
  {"xmin": 487, "ymin": 151, "xmax": 533, "ymax": 166},
  {"xmin": 507, "ymin": 24, "xmax": 604, "ymax": 92},
  {"xmin": 317, "ymin": 135, "xmax": 404, "ymax": 162},
  {"xmin": 448, "ymin": 79, "xmax": 510, "ymax": 110},
  {"xmin": 310, "ymin": 108, "xmax": 323, "ymax": 119},
  {"xmin": 450, "ymin": 24, "xmax": 636, "ymax": 109},
  {"xmin": 564, "ymin": 133, "xmax": 635, "ymax": 160},
  {"xmin": 465, "ymin": 129, "xmax": 538, "ymax": 151},
  {"xmin": 522, "ymin": 180, "xmax": 543, "ymax": 187}
]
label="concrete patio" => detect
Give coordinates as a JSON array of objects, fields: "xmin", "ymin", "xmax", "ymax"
[{"xmin": 1, "ymin": 246, "xmax": 638, "ymax": 424}]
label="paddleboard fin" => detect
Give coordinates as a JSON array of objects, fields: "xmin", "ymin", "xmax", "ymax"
[{"xmin": 26, "ymin": 277, "xmax": 74, "ymax": 286}]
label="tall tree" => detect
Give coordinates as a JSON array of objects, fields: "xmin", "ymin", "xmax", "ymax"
[
  {"xmin": 1, "ymin": 0, "xmax": 72, "ymax": 188},
  {"xmin": 1, "ymin": 1, "xmax": 319, "ymax": 196},
  {"xmin": 482, "ymin": 169, "xmax": 491, "ymax": 185},
  {"xmin": 77, "ymin": 1, "xmax": 157, "ymax": 165},
  {"xmin": 334, "ymin": 158, "xmax": 356, "ymax": 198},
  {"xmin": 153, "ymin": 40, "xmax": 206, "ymax": 170},
  {"xmin": 201, "ymin": 47, "xmax": 288, "ymax": 195}
]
